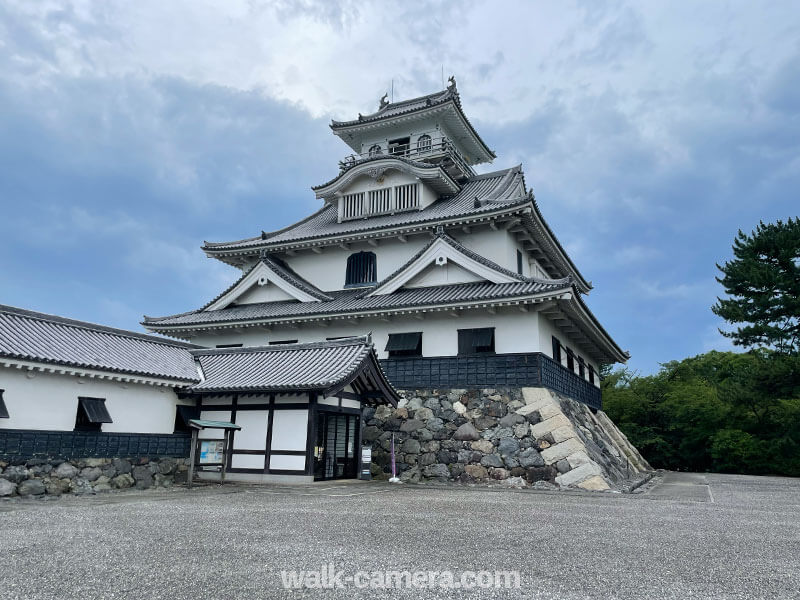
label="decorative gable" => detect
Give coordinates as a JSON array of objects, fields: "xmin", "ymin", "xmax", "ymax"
[
  {"xmin": 204, "ymin": 260, "xmax": 332, "ymax": 311},
  {"xmin": 367, "ymin": 232, "xmax": 523, "ymax": 297}
]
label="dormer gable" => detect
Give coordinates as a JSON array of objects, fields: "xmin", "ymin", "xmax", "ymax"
[
  {"xmin": 204, "ymin": 257, "xmax": 332, "ymax": 311},
  {"xmin": 366, "ymin": 230, "xmax": 543, "ymax": 297},
  {"xmin": 312, "ymin": 157, "xmax": 460, "ymax": 223}
]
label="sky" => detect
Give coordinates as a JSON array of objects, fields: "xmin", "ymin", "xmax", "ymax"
[{"xmin": 0, "ymin": 1, "xmax": 798, "ymax": 374}]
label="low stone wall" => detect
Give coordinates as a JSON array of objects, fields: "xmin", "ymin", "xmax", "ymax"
[
  {"xmin": 0, "ymin": 456, "xmax": 190, "ymax": 498},
  {"xmin": 364, "ymin": 387, "xmax": 651, "ymax": 490}
]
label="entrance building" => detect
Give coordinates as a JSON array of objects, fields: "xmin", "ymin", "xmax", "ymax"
[{"xmin": 184, "ymin": 337, "xmax": 397, "ymax": 483}]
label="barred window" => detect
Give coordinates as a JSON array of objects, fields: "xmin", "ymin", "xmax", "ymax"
[
  {"xmin": 345, "ymin": 251, "xmax": 377, "ymax": 287},
  {"xmin": 552, "ymin": 336, "xmax": 562, "ymax": 363},
  {"xmin": 566, "ymin": 348, "xmax": 575, "ymax": 372},
  {"xmin": 416, "ymin": 134, "xmax": 432, "ymax": 153},
  {"xmin": 368, "ymin": 144, "xmax": 382, "ymax": 157}
]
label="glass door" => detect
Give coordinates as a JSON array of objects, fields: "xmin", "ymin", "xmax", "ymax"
[{"xmin": 314, "ymin": 412, "xmax": 359, "ymax": 480}]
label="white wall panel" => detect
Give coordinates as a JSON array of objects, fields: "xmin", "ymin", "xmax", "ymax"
[
  {"xmin": 270, "ymin": 410, "xmax": 308, "ymax": 451},
  {"xmin": 198, "ymin": 411, "xmax": 231, "ymax": 439},
  {"xmin": 233, "ymin": 410, "xmax": 268, "ymax": 450},
  {"xmin": 270, "ymin": 454, "xmax": 306, "ymax": 471},
  {"xmin": 231, "ymin": 454, "xmax": 266, "ymax": 470}
]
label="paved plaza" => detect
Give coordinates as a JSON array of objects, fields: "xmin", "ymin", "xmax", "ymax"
[{"xmin": 1, "ymin": 472, "xmax": 798, "ymax": 599}]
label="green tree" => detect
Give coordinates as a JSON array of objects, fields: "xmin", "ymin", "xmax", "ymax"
[{"xmin": 713, "ymin": 218, "xmax": 800, "ymax": 354}]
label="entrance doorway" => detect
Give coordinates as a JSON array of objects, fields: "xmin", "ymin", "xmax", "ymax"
[{"xmin": 314, "ymin": 412, "xmax": 359, "ymax": 480}]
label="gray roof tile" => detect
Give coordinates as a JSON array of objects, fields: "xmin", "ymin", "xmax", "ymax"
[
  {"xmin": 203, "ymin": 167, "xmax": 527, "ymax": 252},
  {"xmin": 143, "ymin": 279, "xmax": 571, "ymax": 329},
  {"xmin": 0, "ymin": 305, "xmax": 200, "ymax": 382},
  {"xmin": 189, "ymin": 337, "xmax": 398, "ymax": 399}
]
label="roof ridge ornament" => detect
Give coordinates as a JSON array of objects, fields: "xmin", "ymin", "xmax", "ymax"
[
  {"xmin": 379, "ymin": 93, "xmax": 389, "ymax": 109},
  {"xmin": 447, "ymin": 75, "xmax": 457, "ymax": 92}
]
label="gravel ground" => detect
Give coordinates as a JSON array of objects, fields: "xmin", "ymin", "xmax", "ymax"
[{"xmin": 1, "ymin": 472, "xmax": 799, "ymax": 599}]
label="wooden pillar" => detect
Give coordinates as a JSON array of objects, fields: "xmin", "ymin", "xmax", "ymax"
[{"xmin": 187, "ymin": 428, "xmax": 198, "ymax": 489}]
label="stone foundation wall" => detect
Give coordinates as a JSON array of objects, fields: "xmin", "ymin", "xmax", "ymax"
[
  {"xmin": 0, "ymin": 456, "xmax": 190, "ymax": 498},
  {"xmin": 364, "ymin": 387, "xmax": 651, "ymax": 490}
]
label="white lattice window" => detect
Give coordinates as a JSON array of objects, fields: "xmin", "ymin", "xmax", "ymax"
[
  {"xmin": 369, "ymin": 188, "xmax": 391, "ymax": 214},
  {"xmin": 342, "ymin": 192, "xmax": 364, "ymax": 219},
  {"xmin": 394, "ymin": 183, "xmax": 419, "ymax": 211}
]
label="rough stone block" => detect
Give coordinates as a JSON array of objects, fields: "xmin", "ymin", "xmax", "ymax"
[
  {"xmin": 464, "ymin": 464, "xmax": 488, "ymax": 480},
  {"xmin": 578, "ymin": 475, "xmax": 611, "ymax": 491},
  {"xmin": 555, "ymin": 461, "xmax": 603, "ymax": 487},
  {"xmin": 471, "ymin": 440, "xmax": 493, "ymax": 454},
  {"xmin": 453, "ymin": 423, "xmax": 480, "ymax": 441},
  {"xmin": 566, "ymin": 451, "xmax": 591, "ymax": 469},
  {"xmin": 17, "ymin": 479, "xmax": 45, "ymax": 496},
  {"xmin": 531, "ymin": 414, "xmax": 572, "ymax": 439},
  {"xmin": 0, "ymin": 479, "xmax": 17, "ymax": 496},
  {"xmin": 540, "ymin": 437, "xmax": 585, "ymax": 465},
  {"xmin": 551, "ymin": 425, "xmax": 576, "ymax": 444},
  {"xmin": 452, "ymin": 401, "xmax": 467, "ymax": 415}
]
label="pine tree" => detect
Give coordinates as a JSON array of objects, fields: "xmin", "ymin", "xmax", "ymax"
[{"xmin": 712, "ymin": 218, "xmax": 800, "ymax": 355}]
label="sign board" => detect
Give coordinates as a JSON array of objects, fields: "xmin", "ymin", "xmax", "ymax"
[
  {"xmin": 360, "ymin": 446, "xmax": 372, "ymax": 480},
  {"xmin": 199, "ymin": 440, "xmax": 224, "ymax": 465}
]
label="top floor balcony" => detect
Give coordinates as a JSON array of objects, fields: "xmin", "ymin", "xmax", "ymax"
[{"xmin": 338, "ymin": 136, "xmax": 475, "ymax": 183}]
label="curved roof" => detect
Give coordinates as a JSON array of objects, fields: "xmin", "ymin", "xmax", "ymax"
[
  {"xmin": 0, "ymin": 304, "xmax": 200, "ymax": 383},
  {"xmin": 330, "ymin": 84, "xmax": 495, "ymax": 164},
  {"xmin": 189, "ymin": 337, "xmax": 399, "ymax": 403},
  {"xmin": 203, "ymin": 166, "xmax": 527, "ymax": 253}
]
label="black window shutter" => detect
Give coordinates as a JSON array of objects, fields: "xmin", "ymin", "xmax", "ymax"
[
  {"xmin": 78, "ymin": 397, "xmax": 113, "ymax": 424},
  {"xmin": 517, "ymin": 250, "xmax": 523, "ymax": 275},
  {"xmin": 0, "ymin": 390, "xmax": 8, "ymax": 419}
]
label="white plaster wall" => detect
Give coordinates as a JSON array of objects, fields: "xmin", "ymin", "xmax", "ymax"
[
  {"xmin": 233, "ymin": 411, "xmax": 268, "ymax": 450},
  {"xmin": 269, "ymin": 454, "xmax": 306, "ymax": 471},
  {"xmin": 449, "ymin": 229, "xmax": 519, "ymax": 274},
  {"xmin": 193, "ymin": 306, "xmax": 543, "ymax": 359},
  {"xmin": 270, "ymin": 410, "xmax": 308, "ymax": 451},
  {"xmin": 231, "ymin": 454, "xmax": 266, "ymax": 469},
  {"xmin": 236, "ymin": 281, "xmax": 295, "ymax": 304},
  {"xmin": 198, "ymin": 411, "xmax": 231, "ymax": 439},
  {"xmin": 0, "ymin": 367, "xmax": 190, "ymax": 433},
  {"xmin": 283, "ymin": 235, "xmax": 430, "ymax": 292},
  {"xmin": 405, "ymin": 261, "xmax": 484, "ymax": 288},
  {"xmin": 358, "ymin": 121, "xmax": 442, "ymax": 155}
]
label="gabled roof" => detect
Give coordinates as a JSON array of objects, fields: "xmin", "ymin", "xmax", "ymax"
[
  {"xmin": 330, "ymin": 82, "xmax": 495, "ymax": 164},
  {"xmin": 366, "ymin": 230, "xmax": 571, "ymax": 296},
  {"xmin": 189, "ymin": 337, "xmax": 399, "ymax": 404},
  {"xmin": 203, "ymin": 166, "xmax": 528, "ymax": 255},
  {"xmin": 199, "ymin": 256, "xmax": 333, "ymax": 312},
  {"xmin": 0, "ymin": 304, "xmax": 200, "ymax": 383}
]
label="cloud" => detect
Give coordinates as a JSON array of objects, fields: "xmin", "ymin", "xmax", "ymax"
[{"xmin": 0, "ymin": 1, "xmax": 798, "ymax": 371}]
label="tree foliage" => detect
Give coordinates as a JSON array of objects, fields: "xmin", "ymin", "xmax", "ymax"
[
  {"xmin": 712, "ymin": 218, "xmax": 800, "ymax": 354},
  {"xmin": 603, "ymin": 351, "xmax": 800, "ymax": 475}
]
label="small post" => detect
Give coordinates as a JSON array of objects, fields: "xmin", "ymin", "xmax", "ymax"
[
  {"xmin": 390, "ymin": 433, "xmax": 396, "ymax": 479},
  {"xmin": 220, "ymin": 430, "xmax": 229, "ymax": 485},
  {"xmin": 187, "ymin": 427, "xmax": 198, "ymax": 490}
]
